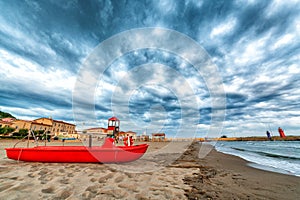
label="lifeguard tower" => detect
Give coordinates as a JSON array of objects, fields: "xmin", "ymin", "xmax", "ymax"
[{"xmin": 107, "ymin": 116, "xmax": 120, "ymax": 137}]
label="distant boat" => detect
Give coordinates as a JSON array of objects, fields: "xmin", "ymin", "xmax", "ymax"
[{"xmin": 5, "ymin": 139, "xmax": 148, "ymax": 163}]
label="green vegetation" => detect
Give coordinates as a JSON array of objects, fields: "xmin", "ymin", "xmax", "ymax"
[
  {"xmin": 33, "ymin": 130, "xmax": 51, "ymax": 140},
  {"xmin": 0, "ymin": 127, "xmax": 15, "ymax": 134},
  {"xmin": 19, "ymin": 128, "xmax": 29, "ymax": 136},
  {"xmin": 12, "ymin": 129, "xmax": 29, "ymax": 137},
  {"xmin": 0, "ymin": 111, "xmax": 16, "ymax": 119}
]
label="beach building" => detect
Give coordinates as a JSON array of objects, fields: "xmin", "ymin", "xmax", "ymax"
[
  {"xmin": 51, "ymin": 120, "xmax": 76, "ymax": 137},
  {"xmin": 84, "ymin": 127, "xmax": 107, "ymax": 135},
  {"xmin": 81, "ymin": 127, "xmax": 108, "ymax": 141},
  {"xmin": 8, "ymin": 117, "xmax": 77, "ymax": 138},
  {"xmin": 11, "ymin": 120, "xmax": 52, "ymax": 134},
  {"xmin": 0, "ymin": 121, "xmax": 13, "ymax": 128},
  {"xmin": 0, "ymin": 118, "xmax": 15, "ymax": 128},
  {"xmin": 11, "ymin": 120, "xmax": 34, "ymax": 132},
  {"xmin": 118, "ymin": 131, "xmax": 137, "ymax": 139},
  {"xmin": 152, "ymin": 133, "xmax": 166, "ymax": 141},
  {"xmin": 34, "ymin": 118, "xmax": 76, "ymax": 137},
  {"xmin": 29, "ymin": 121, "xmax": 52, "ymax": 133},
  {"xmin": 136, "ymin": 135, "xmax": 150, "ymax": 141},
  {"xmin": 84, "ymin": 127, "xmax": 107, "ymax": 138},
  {"xmin": 1, "ymin": 117, "xmax": 16, "ymax": 123}
]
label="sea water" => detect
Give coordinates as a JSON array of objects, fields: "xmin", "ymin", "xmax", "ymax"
[{"xmin": 214, "ymin": 141, "xmax": 300, "ymax": 177}]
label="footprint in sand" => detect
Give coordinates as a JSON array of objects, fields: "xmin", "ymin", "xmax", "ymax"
[
  {"xmin": 114, "ymin": 175, "xmax": 125, "ymax": 183},
  {"xmin": 59, "ymin": 189, "xmax": 72, "ymax": 199},
  {"xmin": 98, "ymin": 172, "xmax": 114, "ymax": 183},
  {"xmin": 29, "ymin": 166, "xmax": 38, "ymax": 172},
  {"xmin": 97, "ymin": 188, "xmax": 129, "ymax": 199},
  {"xmin": 0, "ymin": 184, "xmax": 14, "ymax": 192},
  {"xmin": 27, "ymin": 173, "xmax": 36, "ymax": 178},
  {"xmin": 59, "ymin": 177, "xmax": 69, "ymax": 184},
  {"xmin": 38, "ymin": 174, "xmax": 53, "ymax": 184},
  {"xmin": 81, "ymin": 191, "xmax": 95, "ymax": 199},
  {"xmin": 41, "ymin": 187, "xmax": 54, "ymax": 194},
  {"xmin": 85, "ymin": 184, "xmax": 100, "ymax": 194},
  {"xmin": 82, "ymin": 185, "xmax": 99, "ymax": 199},
  {"xmin": 124, "ymin": 172, "xmax": 136, "ymax": 178},
  {"xmin": 90, "ymin": 177, "xmax": 97, "ymax": 182},
  {"xmin": 58, "ymin": 168, "xmax": 65, "ymax": 173},
  {"xmin": 9, "ymin": 176, "xmax": 19, "ymax": 180},
  {"xmin": 118, "ymin": 183, "xmax": 139, "ymax": 193},
  {"xmin": 88, "ymin": 172, "xmax": 94, "ymax": 177}
]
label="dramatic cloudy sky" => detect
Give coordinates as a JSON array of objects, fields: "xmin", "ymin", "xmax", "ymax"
[{"xmin": 1, "ymin": 0, "xmax": 299, "ymax": 137}]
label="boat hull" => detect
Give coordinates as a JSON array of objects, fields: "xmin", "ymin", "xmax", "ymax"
[{"xmin": 5, "ymin": 144, "xmax": 148, "ymax": 163}]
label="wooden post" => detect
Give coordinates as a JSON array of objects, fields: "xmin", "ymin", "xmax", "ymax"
[
  {"xmin": 89, "ymin": 135, "xmax": 92, "ymax": 147},
  {"xmin": 27, "ymin": 129, "xmax": 30, "ymax": 148}
]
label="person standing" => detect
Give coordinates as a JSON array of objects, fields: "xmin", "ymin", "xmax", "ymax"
[
  {"xmin": 129, "ymin": 136, "xmax": 134, "ymax": 146},
  {"xmin": 123, "ymin": 134, "xmax": 130, "ymax": 146},
  {"xmin": 266, "ymin": 131, "xmax": 272, "ymax": 140},
  {"xmin": 278, "ymin": 127, "xmax": 286, "ymax": 138}
]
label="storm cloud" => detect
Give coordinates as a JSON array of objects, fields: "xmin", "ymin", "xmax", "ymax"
[{"xmin": 0, "ymin": 0, "xmax": 299, "ymax": 137}]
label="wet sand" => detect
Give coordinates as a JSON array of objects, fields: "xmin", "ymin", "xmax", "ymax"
[{"xmin": 0, "ymin": 140, "xmax": 299, "ymax": 199}]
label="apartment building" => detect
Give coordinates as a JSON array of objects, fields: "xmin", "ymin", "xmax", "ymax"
[
  {"xmin": 11, "ymin": 119, "xmax": 52, "ymax": 134},
  {"xmin": 34, "ymin": 118, "xmax": 76, "ymax": 136},
  {"xmin": 8, "ymin": 117, "xmax": 76, "ymax": 138}
]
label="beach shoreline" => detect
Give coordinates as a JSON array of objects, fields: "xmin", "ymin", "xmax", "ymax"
[
  {"xmin": 191, "ymin": 144, "xmax": 300, "ymax": 199},
  {"xmin": 0, "ymin": 140, "xmax": 299, "ymax": 199}
]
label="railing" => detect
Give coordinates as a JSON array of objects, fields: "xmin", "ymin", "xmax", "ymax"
[{"xmin": 12, "ymin": 130, "xmax": 52, "ymax": 148}]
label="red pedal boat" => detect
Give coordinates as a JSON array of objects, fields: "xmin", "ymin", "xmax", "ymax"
[
  {"xmin": 6, "ymin": 117, "xmax": 148, "ymax": 163},
  {"xmin": 5, "ymin": 141, "xmax": 148, "ymax": 163}
]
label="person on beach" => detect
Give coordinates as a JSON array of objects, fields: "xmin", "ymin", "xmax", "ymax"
[
  {"xmin": 119, "ymin": 135, "xmax": 123, "ymax": 144},
  {"xmin": 123, "ymin": 134, "xmax": 134, "ymax": 146},
  {"xmin": 266, "ymin": 131, "xmax": 272, "ymax": 140},
  {"xmin": 278, "ymin": 127, "xmax": 286, "ymax": 138},
  {"xmin": 123, "ymin": 134, "xmax": 129, "ymax": 146},
  {"xmin": 129, "ymin": 136, "xmax": 134, "ymax": 146}
]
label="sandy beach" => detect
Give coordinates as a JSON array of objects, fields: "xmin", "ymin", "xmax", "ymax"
[{"xmin": 0, "ymin": 139, "xmax": 299, "ymax": 200}]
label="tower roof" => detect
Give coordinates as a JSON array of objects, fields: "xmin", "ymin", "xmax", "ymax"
[{"xmin": 108, "ymin": 116, "xmax": 119, "ymax": 121}]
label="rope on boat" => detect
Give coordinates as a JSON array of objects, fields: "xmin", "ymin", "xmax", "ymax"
[
  {"xmin": 13, "ymin": 130, "xmax": 40, "ymax": 148},
  {"xmin": 13, "ymin": 135, "xmax": 28, "ymax": 148},
  {"xmin": 17, "ymin": 148, "xmax": 23, "ymax": 163}
]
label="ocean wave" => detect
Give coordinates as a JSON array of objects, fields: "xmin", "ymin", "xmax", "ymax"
[{"xmin": 230, "ymin": 147, "xmax": 300, "ymax": 160}]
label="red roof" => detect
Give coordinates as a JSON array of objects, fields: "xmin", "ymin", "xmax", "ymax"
[
  {"xmin": 86, "ymin": 127, "xmax": 107, "ymax": 131},
  {"xmin": 108, "ymin": 116, "xmax": 119, "ymax": 121},
  {"xmin": 1, "ymin": 118, "xmax": 15, "ymax": 122},
  {"xmin": 152, "ymin": 133, "xmax": 165, "ymax": 137}
]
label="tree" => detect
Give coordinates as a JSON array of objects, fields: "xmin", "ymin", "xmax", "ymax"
[
  {"xmin": 0, "ymin": 127, "xmax": 15, "ymax": 134},
  {"xmin": 33, "ymin": 130, "xmax": 45, "ymax": 138},
  {"xmin": 0, "ymin": 111, "xmax": 16, "ymax": 119},
  {"xmin": 19, "ymin": 129, "xmax": 29, "ymax": 136},
  {"xmin": 220, "ymin": 135, "xmax": 227, "ymax": 138},
  {"xmin": 13, "ymin": 129, "xmax": 29, "ymax": 137}
]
